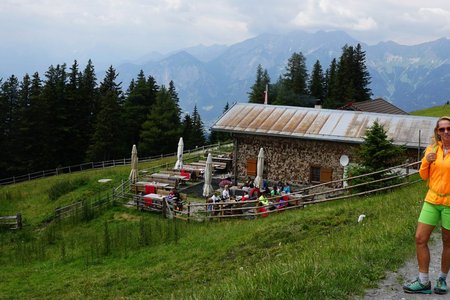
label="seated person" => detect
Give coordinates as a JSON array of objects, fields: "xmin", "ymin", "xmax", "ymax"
[
  {"xmin": 283, "ymin": 182, "xmax": 291, "ymax": 194},
  {"xmin": 257, "ymin": 201, "xmax": 269, "ymax": 218},
  {"xmin": 277, "ymin": 181, "xmax": 284, "ymax": 192},
  {"xmin": 168, "ymin": 188, "xmax": 182, "ymax": 211},
  {"xmin": 258, "ymin": 191, "xmax": 270, "ymax": 207},
  {"xmin": 249, "ymin": 184, "xmax": 260, "ymax": 200},
  {"xmin": 242, "ymin": 177, "xmax": 252, "ymax": 192},
  {"xmin": 207, "ymin": 192, "xmax": 221, "ymax": 214},
  {"xmin": 240, "ymin": 190, "xmax": 250, "ymax": 201},
  {"xmin": 277, "ymin": 192, "xmax": 289, "ymax": 209},
  {"xmin": 222, "ymin": 185, "xmax": 231, "ymax": 201},
  {"xmin": 271, "ymin": 185, "xmax": 280, "ymax": 197}
]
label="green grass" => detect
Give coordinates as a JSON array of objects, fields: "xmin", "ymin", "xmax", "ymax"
[
  {"xmin": 0, "ymin": 179, "xmax": 426, "ymax": 299},
  {"xmin": 410, "ymin": 103, "xmax": 450, "ymax": 117}
]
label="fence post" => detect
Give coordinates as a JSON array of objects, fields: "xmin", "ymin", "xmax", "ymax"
[
  {"xmin": 16, "ymin": 213, "xmax": 22, "ymax": 229},
  {"xmin": 56, "ymin": 167, "xmax": 58, "ymax": 175},
  {"xmin": 69, "ymin": 166, "xmax": 71, "ymax": 173},
  {"xmin": 91, "ymin": 162, "xmax": 94, "ymax": 169},
  {"xmin": 13, "ymin": 176, "xmax": 16, "ymax": 184},
  {"xmin": 187, "ymin": 202, "xmax": 191, "ymax": 223}
]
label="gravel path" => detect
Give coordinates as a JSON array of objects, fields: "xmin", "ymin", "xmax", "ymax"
[{"xmin": 360, "ymin": 231, "xmax": 446, "ymax": 300}]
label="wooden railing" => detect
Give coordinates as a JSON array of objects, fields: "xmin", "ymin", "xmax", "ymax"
[{"xmin": 0, "ymin": 142, "xmax": 230, "ymax": 186}]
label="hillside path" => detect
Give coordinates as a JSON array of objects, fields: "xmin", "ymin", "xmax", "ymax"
[{"xmin": 359, "ymin": 231, "xmax": 446, "ymax": 300}]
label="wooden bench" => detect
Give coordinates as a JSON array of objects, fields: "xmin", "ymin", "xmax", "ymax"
[{"xmin": 0, "ymin": 213, "xmax": 22, "ymax": 229}]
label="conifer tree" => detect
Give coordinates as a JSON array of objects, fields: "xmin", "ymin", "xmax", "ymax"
[
  {"xmin": 79, "ymin": 60, "xmax": 98, "ymax": 161},
  {"xmin": 348, "ymin": 121, "xmax": 406, "ymax": 190},
  {"xmin": 86, "ymin": 66, "xmax": 125, "ymax": 161},
  {"xmin": 282, "ymin": 52, "xmax": 308, "ymax": 95},
  {"xmin": 323, "ymin": 58, "xmax": 338, "ymax": 108},
  {"xmin": 308, "ymin": 60, "xmax": 325, "ymax": 101},
  {"xmin": 248, "ymin": 64, "xmax": 270, "ymax": 103},
  {"xmin": 190, "ymin": 105, "xmax": 206, "ymax": 148},
  {"xmin": 0, "ymin": 75, "xmax": 20, "ymax": 176},
  {"xmin": 123, "ymin": 71, "xmax": 160, "ymax": 148},
  {"xmin": 209, "ymin": 102, "xmax": 231, "ymax": 143},
  {"xmin": 139, "ymin": 85, "xmax": 182, "ymax": 156},
  {"xmin": 181, "ymin": 113, "xmax": 194, "ymax": 149}
]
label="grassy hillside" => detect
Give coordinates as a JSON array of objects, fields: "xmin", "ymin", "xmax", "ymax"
[
  {"xmin": 0, "ymin": 107, "xmax": 444, "ymax": 299},
  {"xmin": 0, "ymin": 171, "xmax": 426, "ymax": 299},
  {"xmin": 410, "ymin": 103, "xmax": 450, "ymax": 117}
]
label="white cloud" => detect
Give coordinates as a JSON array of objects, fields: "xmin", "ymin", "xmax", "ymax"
[{"xmin": 1, "ymin": 0, "xmax": 450, "ymax": 72}]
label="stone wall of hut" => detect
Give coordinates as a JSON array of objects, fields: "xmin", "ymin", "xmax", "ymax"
[{"xmin": 233, "ymin": 134, "xmax": 358, "ymax": 185}]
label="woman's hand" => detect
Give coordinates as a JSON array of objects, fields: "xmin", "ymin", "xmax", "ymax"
[{"xmin": 427, "ymin": 152, "xmax": 437, "ymax": 163}]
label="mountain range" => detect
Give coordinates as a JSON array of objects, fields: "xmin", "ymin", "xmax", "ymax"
[{"xmin": 115, "ymin": 30, "xmax": 450, "ymax": 126}]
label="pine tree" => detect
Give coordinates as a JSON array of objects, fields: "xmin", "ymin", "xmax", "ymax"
[
  {"xmin": 123, "ymin": 70, "xmax": 157, "ymax": 147},
  {"xmin": 190, "ymin": 105, "xmax": 206, "ymax": 148},
  {"xmin": 86, "ymin": 66, "xmax": 125, "ymax": 161},
  {"xmin": 209, "ymin": 103, "xmax": 231, "ymax": 143},
  {"xmin": 282, "ymin": 52, "xmax": 308, "ymax": 95},
  {"xmin": 353, "ymin": 43, "xmax": 372, "ymax": 101},
  {"xmin": 308, "ymin": 60, "xmax": 325, "ymax": 101},
  {"xmin": 348, "ymin": 121, "xmax": 406, "ymax": 190},
  {"xmin": 323, "ymin": 58, "xmax": 338, "ymax": 108},
  {"xmin": 181, "ymin": 113, "xmax": 194, "ymax": 149},
  {"xmin": 23, "ymin": 73, "xmax": 43, "ymax": 171},
  {"xmin": 0, "ymin": 75, "xmax": 20, "ymax": 176},
  {"xmin": 139, "ymin": 85, "xmax": 182, "ymax": 156},
  {"xmin": 248, "ymin": 64, "xmax": 270, "ymax": 103},
  {"xmin": 79, "ymin": 59, "xmax": 98, "ymax": 161}
]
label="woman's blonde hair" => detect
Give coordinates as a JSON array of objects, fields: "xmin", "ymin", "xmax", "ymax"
[{"xmin": 432, "ymin": 116, "xmax": 450, "ymax": 146}]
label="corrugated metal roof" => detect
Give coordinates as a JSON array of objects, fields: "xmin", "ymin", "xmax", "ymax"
[
  {"xmin": 211, "ymin": 103, "xmax": 438, "ymax": 148},
  {"xmin": 340, "ymin": 98, "xmax": 409, "ymax": 115}
]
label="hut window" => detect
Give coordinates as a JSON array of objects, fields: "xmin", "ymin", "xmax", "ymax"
[
  {"xmin": 310, "ymin": 167, "xmax": 321, "ymax": 183},
  {"xmin": 247, "ymin": 159, "xmax": 257, "ymax": 176},
  {"xmin": 310, "ymin": 166, "xmax": 333, "ymax": 183}
]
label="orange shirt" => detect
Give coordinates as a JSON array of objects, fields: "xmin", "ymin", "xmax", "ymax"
[{"xmin": 420, "ymin": 142, "xmax": 450, "ymax": 206}]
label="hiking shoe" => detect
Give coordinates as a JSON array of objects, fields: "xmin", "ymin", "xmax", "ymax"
[
  {"xmin": 434, "ymin": 277, "xmax": 448, "ymax": 295},
  {"xmin": 403, "ymin": 278, "xmax": 432, "ymax": 294}
]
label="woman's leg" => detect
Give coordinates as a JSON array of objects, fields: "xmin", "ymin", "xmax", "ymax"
[
  {"xmin": 441, "ymin": 227, "xmax": 450, "ymax": 273},
  {"xmin": 416, "ymin": 222, "xmax": 435, "ymax": 272}
]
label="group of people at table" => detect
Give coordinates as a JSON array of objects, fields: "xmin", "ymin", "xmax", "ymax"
[{"xmin": 208, "ymin": 177, "xmax": 293, "ymax": 217}]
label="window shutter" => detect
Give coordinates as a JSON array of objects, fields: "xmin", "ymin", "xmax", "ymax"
[
  {"xmin": 320, "ymin": 167, "xmax": 332, "ymax": 183},
  {"xmin": 247, "ymin": 159, "xmax": 257, "ymax": 176}
]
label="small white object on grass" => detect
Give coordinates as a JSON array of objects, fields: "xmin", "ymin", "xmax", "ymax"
[
  {"xmin": 358, "ymin": 214, "xmax": 366, "ymax": 223},
  {"xmin": 98, "ymin": 179, "xmax": 112, "ymax": 183}
]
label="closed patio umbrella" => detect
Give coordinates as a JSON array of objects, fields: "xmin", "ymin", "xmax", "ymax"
[
  {"xmin": 174, "ymin": 137, "xmax": 184, "ymax": 170},
  {"xmin": 129, "ymin": 144, "xmax": 138, "ymax": 184},
  {"xmin": 202, "ymin": 153, "xmax": 214, "ymax": 197},
  {"xmin": 254, "ymin": 148, "xmax": 264, "ymax": 188}
]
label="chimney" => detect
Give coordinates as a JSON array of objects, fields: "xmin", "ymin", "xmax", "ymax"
[
  {"xmin": 264, "ymin": 84, "xmax": 268, "ymax": 105},
  {"xmin": 314, "ymin": 99, "xmax": 322, "ymax": 109}
]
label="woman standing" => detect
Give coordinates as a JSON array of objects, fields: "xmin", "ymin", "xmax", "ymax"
[{"xmin": 403, "ymin": 116, "xmax": 450, "ymax": 295}]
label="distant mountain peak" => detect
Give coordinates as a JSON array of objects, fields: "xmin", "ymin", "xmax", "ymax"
[{"xmin": 114, "ymin": 30, "xmax": 450, "ymax": 126}]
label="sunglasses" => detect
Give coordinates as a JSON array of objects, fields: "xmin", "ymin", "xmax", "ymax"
[{"xmin": 438, "ymin": 127, "xmax": 450, "ymax": 133}]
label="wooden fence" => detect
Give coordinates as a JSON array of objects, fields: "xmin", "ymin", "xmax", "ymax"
[
  {"xmin": 0, "ymin": 213, "xmax": 22, "ymax": 229},
  {"xmin": 0, "ymin": 142, "xmax": 229, "ymax": 186}
]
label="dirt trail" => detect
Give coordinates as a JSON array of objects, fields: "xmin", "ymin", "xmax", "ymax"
[{"xmin": 360, "ymin": 231, "xmax": 446, "ymax": 300}]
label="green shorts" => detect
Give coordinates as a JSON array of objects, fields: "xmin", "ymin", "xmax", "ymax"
[{"xmin": 419, "ymin": 201, "xmax": 450, "ymax": 230}]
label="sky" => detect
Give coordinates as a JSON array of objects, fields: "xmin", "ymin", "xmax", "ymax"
[{"xmin": 1, "ymin": 0, "xmax": 450, "ymax": 75}]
